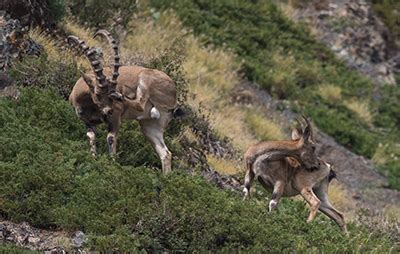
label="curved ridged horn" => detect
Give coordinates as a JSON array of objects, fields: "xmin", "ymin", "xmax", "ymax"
[
  {"xmin": 93, "ymin": 30, "xmax": 120, "ymax": 92},
  {"xmin": 67, "ymin": 35, "xmax": 108, "ymax": 95}
]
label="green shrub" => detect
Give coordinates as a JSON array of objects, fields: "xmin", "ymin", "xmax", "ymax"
[
  {"xmin": 48, "ymin": 0, "xmax": 66, "ymax": 22},
  {"xmin": 9, "ymin": 53, "xmax": 79, "ymax": 99},
  {"xmin": 67, "ymin": 0, "xmax": 139, "ymax": 27},
  {"xmin": 0, "ymin": 244, "xmax": 39, "ymax": 254}
]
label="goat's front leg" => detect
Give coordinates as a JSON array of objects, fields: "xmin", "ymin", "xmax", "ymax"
[
  {"xmin": 107, "ymin": 117, "xmax": 121, "ymax": 156},
  {"xmin": 86, "ymin": 124, "xmax": 97, "ymax": 156},
  {"xmin": 300, "ymin": 187, "xmax": 321, "ymax": 223},
  {"xmin": 269, "ymin": 181, "xmax": 285, "ymax": 212}
]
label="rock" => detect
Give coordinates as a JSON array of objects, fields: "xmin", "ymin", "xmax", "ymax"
[
  {"xmin": 71, "ymin": 231, "xmax": 86, "ymax": 248},
  {"xmin": 292, "ymin": 0, "xmax": 398, "ymax": 86}
]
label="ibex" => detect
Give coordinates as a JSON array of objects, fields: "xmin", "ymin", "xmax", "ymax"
[
  {"xmin": 243, "ymin": 126, "xmax": 347, "ymax": 233},
  {"xmin": 244, "ymin": 116, "xmax": 320, "ymax": 172},
  {"xmin": 67, "ymin": 30, "xmax": 178, "ymax": 174}
]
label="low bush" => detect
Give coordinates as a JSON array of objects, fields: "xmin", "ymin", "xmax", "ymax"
[
  {"xmin": 9, "ymin": 53, "xmax": 79, "ymax": 99},
  {"xmin": 67, "ymin": 0, "xmax": 139, "ymax": 27},
  {"xmin": 0, "ymin": 87, "xmax": 397, "ymax": 252}
]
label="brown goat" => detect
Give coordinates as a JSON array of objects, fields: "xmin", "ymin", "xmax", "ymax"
[
  {"xmin": 243, "ymin": 128, "xmax": 347, "ymax": 233},
  {"xmin": 244, "ymin": 116, "xmax": 320, "ymax": 172},
  {"xmin": 68, "ymin": 30, "xmax": 177, "ymax": 174}
]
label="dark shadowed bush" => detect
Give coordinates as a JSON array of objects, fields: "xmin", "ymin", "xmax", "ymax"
[
  {"xmin": 67, "ymin": 0, "xmax": 139, "ymax": 27},
  {"xmin": 9, "ymin": 53, "xmax": 79, "ymax": 99}
]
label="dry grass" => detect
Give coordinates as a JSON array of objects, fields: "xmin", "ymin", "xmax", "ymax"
[
  {"xmin": 62, "ymin": 21, "xmax": 98, "ymax": 46},
  {"xmin": 29, "ymin": 28, "xmax": 90, "ymax": 70},
  {"xmin": 212, "ymin": 106, "xmax": 258, "ymax": 153},
  {"xmin": 318, "ymin": 84, "xmax": 342, "ymax": 103},
  {"xmin": 372, "ymin": 142, "xmax": 399, "ymax": 167},
  {"xmin": 123, "ymin": 13, "xmax": 183, "ymax": 57},
  {"xmin": 28, "ymin": 29, "xmax": 61, "ymax": 61},
  {"xmin": 245, "ymin": 110, "xmax": 286, "ymax": 141},
  {"xmin": 384, "ymin": 205, "xmax": 400, "ymax": 221},
  {"xmin": 372, "ymin": 143, "xmax": 391, "ymax": 166},
  {"xmin": 344, "ymin": 99, "xmax": 373, "ymax": 125},
  {"xmin": 207, "ymin": 154, "xmax": 242, "ymax": 175},
  {"xmin": 328, "ymin": 181, "xmax": 355, "ymax": 213}
]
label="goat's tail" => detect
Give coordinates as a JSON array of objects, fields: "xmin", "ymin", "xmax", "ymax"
[
  {"xmin": 172, "ymin": 106, "xmax": 186, "ymax": 118},
  {"xmin": 328, "ymin": 169, "xmax": 337, "ymax": 182}
]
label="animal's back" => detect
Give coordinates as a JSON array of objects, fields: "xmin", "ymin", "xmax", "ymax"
[
  {"xmin": 244, "ymin": 140, "xmax": 298, "ymax": 167},
  {"xmin": 70, "ymin": 65, "xmax": 176, "ymax": 110}
]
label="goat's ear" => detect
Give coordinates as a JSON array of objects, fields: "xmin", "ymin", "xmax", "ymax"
[
  {"xmin": 291, "ymin": 128, "xmax": 302, "ymax": 140},
  {"xmin": 302, "ymin": 125, "xmax": 311, "ymax": 142},
  {"xmin": 301, "ymin": 115, "xmax": 313, "ymax": 142},
  {"xmin": 80, "ymin": 71, "xmax": 94, "ymax": 91}
]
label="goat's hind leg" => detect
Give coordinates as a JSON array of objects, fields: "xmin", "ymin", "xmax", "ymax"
[
  {"xmin": 300, "ymin": 187, "xmax": 321, "ymax": 223},
  {"xmin": 139, "ymin": 115, "xmax": 172, "ymax": 174},
  {"xmin": 314, "ymin": 185, "xmax": 348, "ymax": 233},
  {"xmin": 243, "ymin": 166, "xmax": 254, "ymax": 200}
]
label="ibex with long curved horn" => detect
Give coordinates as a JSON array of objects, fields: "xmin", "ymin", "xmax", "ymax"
[
  {"xmin": 243, "ymin": 123, "xmax": 347, "ymax": 233},
  {"xmin": 244, "ymin": 116, "xmax": 320, "ymax": 172},
  {"xmin": 68, "ymin": 30, "xmax": 178, "ymax": 174}
]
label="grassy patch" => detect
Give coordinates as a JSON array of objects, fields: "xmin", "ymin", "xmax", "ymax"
[
  {"xmin": 318, "ymin": 84, "xmax": 342, "ymax": 103},
  {"xmin": 207, "ymin": 155, "xmax": 241, "ymax": 175},
  {"xmin": 245, "ymin": 110, "xmax": 286, "ymax": 141},
  {"xmin": 344, "ymin": 99, "xmax": 373, "ymax": 125},
  {"xmin": 0, "ymin": 244, "xmax": 39, "ymax": 254}
]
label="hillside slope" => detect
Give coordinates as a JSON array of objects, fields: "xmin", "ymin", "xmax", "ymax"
[
  {"xmin": 151, "ymin": 0, "xmax": 400, "ymax": 191},
  {"xmin": 0, "ymin": 0, "xmax": 399, "ymax": 252}
]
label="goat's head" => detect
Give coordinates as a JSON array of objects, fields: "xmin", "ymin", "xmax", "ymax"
[
  {"xmin": 67, "ymin": 30, "xmax": 121, "ymax": 118},
  {"xmin": 291, "ymin": 116, "xmax": 319, "ymax": 171}
]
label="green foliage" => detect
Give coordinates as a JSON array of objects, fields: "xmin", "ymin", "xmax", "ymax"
[
  {"xmin": 374, "ymin": 83, "xmax": 400, "ymax": 129},
  {"xmin": 372, "ymin": 0, "xmax": 400, "ymax": 43},
  {"xmin": 150, "ymin": 0, "xmax": 400, "ymax": 189},
  {"xmin": 0, "ymin": 88, "xmax": 397, "ymax": 252},
  {"xmin": 304, "ymin": 102, "xmax": 378, "ymax": 157},
  {"xmin": 48, "ymin": 0, "xmax": 66, "ymax": 22},
  {"xmin": 9, "ymin": 53, "xmax": 79, "ymax": 99},
  {"xmin": 67, "ymin": 0, "xmax": 139, "ymax": 27},
  {"xmin": 0, "ymin": 244, "xmax": 39, "ymax": 254}
]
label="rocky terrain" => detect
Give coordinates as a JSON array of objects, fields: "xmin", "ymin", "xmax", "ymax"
[{"xmin": 292, "ymin": 0, "xmax": 400, "ymax": 86}]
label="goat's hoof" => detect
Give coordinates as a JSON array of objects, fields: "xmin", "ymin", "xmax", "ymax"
[
  {"xmin": 268, "ymin": 200, "xmax": 277, "ymax": 212},
  {"xmin": 242, "ymin": 189, "xmax": 250, "ymax": 201}
]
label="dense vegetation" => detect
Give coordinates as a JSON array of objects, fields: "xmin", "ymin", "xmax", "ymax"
[
  {"xmin": 0, "ymin": 87, "xmax": 395, "ymax": 251},
  {"xmin": 1, "ymin": 0, "xmax": 399, "ymax": 251},
  {"xmin": 150, "ymin": 0, "xmax": 400, "ymax": 189}
]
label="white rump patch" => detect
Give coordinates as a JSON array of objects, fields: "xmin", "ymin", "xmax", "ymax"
[{"xmin": 150, "ymin": 107, "xmax": 160, "ymax": 119}]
